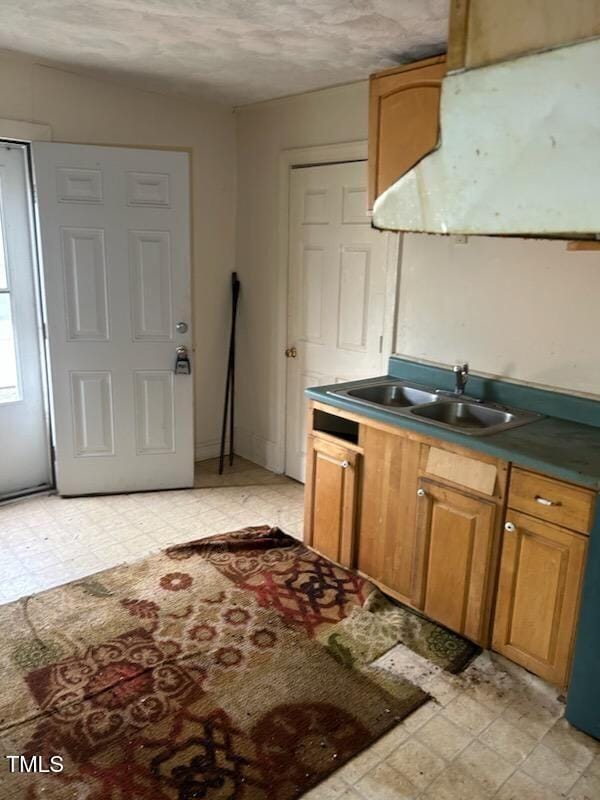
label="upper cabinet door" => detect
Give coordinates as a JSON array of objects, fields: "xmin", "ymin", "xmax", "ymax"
[
  {"xmin": 32, "ymin": 143, "xmax": 193, "ymax": 495},
  {"xmin": 368, "ymin": 56, "xmax": 447, "ymax": 209}
]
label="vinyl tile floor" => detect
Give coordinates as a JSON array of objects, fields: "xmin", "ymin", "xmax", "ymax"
[{"xmin": 1, "ymin": 456, "xmax": 598, "ymax": 800}]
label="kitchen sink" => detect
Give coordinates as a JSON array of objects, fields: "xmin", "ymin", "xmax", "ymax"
[
  {"xmin": 344, "ymin": 383, "xmax": 439, "ymax": 408},
  {"xmin": 328, "ymin": 379, "xmax": 542, "ymax": 436},
  {"xmin": 409, "ymin": 400, "xmax": 529, "ymax": 435}
]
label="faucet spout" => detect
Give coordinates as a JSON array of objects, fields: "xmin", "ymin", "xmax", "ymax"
[{"xmin": 453, "ymin": 362, "xmax": 469, "ymax": 395}]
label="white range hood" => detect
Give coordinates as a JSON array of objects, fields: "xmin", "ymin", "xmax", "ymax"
[{"xmin": 372, "ymin": 38, "xmax": 600, "ymax": 237}]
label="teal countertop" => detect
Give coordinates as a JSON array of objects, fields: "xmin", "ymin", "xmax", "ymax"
[{"xmin": 306, "ymin": 359, "xmax": 600, "ymax": 490}]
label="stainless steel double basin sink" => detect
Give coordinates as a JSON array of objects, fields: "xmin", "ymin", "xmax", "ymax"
[{"xmin": 328, "ymin": 379, "xmax": 541, "ymax": 436}]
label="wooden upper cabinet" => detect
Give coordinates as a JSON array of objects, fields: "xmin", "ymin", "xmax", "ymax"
[
  {"xmin": 304, "ymin": 435, "xmax": 359, "ymax": 568},
  {"xmin": 368, "ymin": 55, "xmax": 447, "ymax": 209},
  {"xmin": 492, "ymin": 510, "xmax": 588, "ymax": 686},
  {"xmin": 356, "ymin": 425, "xmax": 421, "ymax": 603},
  {"xmin": 413, "ymin": 479, "xmax": 499, "ymax": 645},
  {"xmin": 448, "ymin": 0, "xmax": 600, "ymax": 72}
]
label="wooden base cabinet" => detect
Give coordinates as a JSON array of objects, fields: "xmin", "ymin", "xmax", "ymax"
[
  {"xmin": 304, "ymin": 435, "xmax": 359, "ymax": 568},
  {"xmin": 413, "ymin": 479, "xmax": 498, "ymax": 645},
  {"xmin": 492, "ymin": 511, "xmax": 588, "ymax": 686}
]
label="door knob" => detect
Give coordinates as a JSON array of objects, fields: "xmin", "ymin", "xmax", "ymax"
[{"xmin": 285, "ymin": 346, "xmax": 297, "ymax": 358}]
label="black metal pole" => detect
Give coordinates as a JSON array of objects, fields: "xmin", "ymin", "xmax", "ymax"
[
  {"xmin": 229, "ymin": 277, "xmax": 240, "ymax": 466},
  {"xmin": 218, "ymin": 273, "xmax": 240, "ymax": 474}
]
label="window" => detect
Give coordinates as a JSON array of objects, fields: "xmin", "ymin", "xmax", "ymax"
[{"xmin": 0, "ymin": 201, "xmax": 19, "ymax": 403}]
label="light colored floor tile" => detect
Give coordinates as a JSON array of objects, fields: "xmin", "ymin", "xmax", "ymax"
[
  {"xmin": 301, "ymin": 772, "xmax": 349, "ymax": 800},
  {"xmin": 568, "ymin": 769, "xmax": 600, "ymax": 800},
  {"xmin": 387, "ymin": 738, "xmax": 446, "ymax": 792},
  {"xmin": 479, "ymin": 717, "xmax": 537, "ymax": 765},
  {"xmin": 415, "ymin": 714, "xmax": 473, "ymax": 761},
  {"xmin": 338, "ymin": 744, "xmax": 386, "ymax": 785},
  {"xmin": 355, "ymin": 761, "xmax": 417, "ymax": 800},
  {"xmin": 420, "ymin": 763, "xmax": 490, "ymax": 800},
  {"xmin": 365, "ymin": 725, "xmax": 409, "ymax": 761},
  {"xmin": 441, "ymin": 694, "xmax": 499, "ymax": 737},
  {"xmin": 401, "ymin": 700, "xmax": 441, "ymax": 733},
  {"xmin": 502, "ymin": 695, "xmax": 563, "ymax": 740},
  {"xmin": 495, "ymin": 770, "xmax": 563, "ymax": 800},
  {"xmin": 586, "ymin": 753, "xmax": 600, "ymax": 778},
  {"xmin": 452, "ymin": 740, "xmax": 514, "ymax": 794},
  {"xmin": 336, "ymin": 789, "xmax": 364, "ymax": 800},
  {"xmin": 541, "ymin": 717, "xmax": 599, "ymax": 770},
  {"xmin": 521, "ymin": 743, "xmax": 584, "ymax": 795}
]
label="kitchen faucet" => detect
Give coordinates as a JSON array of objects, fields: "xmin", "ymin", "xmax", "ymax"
[
  {"xmin": 435, "ymin": 362, "xmax": 478, "ymax": 399},
  {"xmin": 453, "ymin": 362, "xmax": 469, "ymax": 395}
]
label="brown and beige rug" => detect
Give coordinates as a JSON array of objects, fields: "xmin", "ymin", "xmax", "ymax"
[{"xmin": 0, "ymin": 526, "xmax": 477, "ymax": 799}]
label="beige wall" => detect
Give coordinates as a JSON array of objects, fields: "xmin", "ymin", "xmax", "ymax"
[
  {"xmin": 234, "ymin": 81, "xmax": 371, "ymax": 470},
  {"xmin": 0, "ymin": 52, "xmax": 236, "ymax": 457},
  {"xmin": 236, "ymin": 79, "xmax": 600, "ymax": 475},
  {"xmin": 396, "ymin": 234, "xmax": 600, "ymax": 396}
]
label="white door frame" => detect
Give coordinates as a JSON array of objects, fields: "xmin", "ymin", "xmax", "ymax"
[{"xmin": 276, "ymin": 140, "xmax": 400, "ymax": 476}]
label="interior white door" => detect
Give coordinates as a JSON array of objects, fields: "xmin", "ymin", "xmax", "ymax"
[
  {"xmin": 285, "ymin": 161, "xmax": 392, "ymax": 482},
  {"xmin": 0, "ymin": 143, "xmax": 51, "ymax": 498},
  {"xmin": 32, "ymin": 143, "xmax": 193, "ymax": 495}
]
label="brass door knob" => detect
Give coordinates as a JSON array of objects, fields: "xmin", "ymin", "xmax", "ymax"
[{"xmin": 285, "ymin": 346, "xmax": 297, "ymax": 358}]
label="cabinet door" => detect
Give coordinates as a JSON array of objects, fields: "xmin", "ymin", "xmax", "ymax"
[
  {"xmin": 357, "ymin": 425, "xmax": 420, "ymax": 603},
  {"xmin": 304, "ymin": 436, "xmax": 359, "ymax": 567},
  {"xmin": 414, "ymin": 479, "xmax": 498, "ymax": 644},
  {"xmin": 368, "ymin": 56, "xmax": 447, "ymax": 208},
  {"xmin": 492, "ymin": 510, "xmax": 588, "ymax": 686}
]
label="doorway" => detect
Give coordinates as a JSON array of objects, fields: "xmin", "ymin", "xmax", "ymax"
[
  {"xmin": 284, "ymin": 159, "xmax": 395, "ymax": 482},
  {"xmin": 0, "ymin": 142, "xmax": 52, "ymax": 500}
]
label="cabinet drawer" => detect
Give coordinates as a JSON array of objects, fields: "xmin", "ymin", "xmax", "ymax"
[{"xmin": 509, "ymin": 468, "xmax": 595, "ymax": 534}]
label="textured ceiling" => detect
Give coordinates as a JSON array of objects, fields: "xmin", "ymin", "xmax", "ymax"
[{"xmin": 2, "ymin": 1, "xmax": 449, "ymax": 105}]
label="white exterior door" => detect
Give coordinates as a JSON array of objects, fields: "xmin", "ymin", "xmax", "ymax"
[
  {"xmin": 33, "ymin": 143, "xmax": 193, "ymax": 495},
  {"xmin": 0, "ymin": 143, "xmax": 51, "ymax": 499},
  {"xmin": 285, "ymin": 161, "xmax": 393, "ymax": 482}
]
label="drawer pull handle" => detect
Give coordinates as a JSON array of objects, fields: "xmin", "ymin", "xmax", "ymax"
[
  {"xmin": 535, "ymin": 495, "xmax": 561, "ymax": 507},
  {"xmin": 417, "ymin": 488, "xmax": 426, "ymax": 497},
  {"xmin": 505, "ymin": 522, "xmax": 516, "ymax": 532}
]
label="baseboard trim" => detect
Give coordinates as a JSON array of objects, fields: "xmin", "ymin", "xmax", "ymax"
[
  {"xmin": 194, "ymin": 439, "xmax": 222, "ymax": 462},
  {"xmin": 233, "ymin": 427, "xmax": 283, "ymax": 473}
]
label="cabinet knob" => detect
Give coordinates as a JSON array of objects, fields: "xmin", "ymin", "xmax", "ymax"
[
  {"xmin": 417, "ymin": 488, "xmax": 426, "ymax": 497},
  {"xmin": 505, "ymin": 522, "xmax": 516, "ymax": 532},
  {"xmin": 341, "ymin": 460, "xmax": 350, "ymax": 469}
]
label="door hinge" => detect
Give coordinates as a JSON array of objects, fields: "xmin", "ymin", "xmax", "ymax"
[
  {"xmin": 379, "ymin": 335, "xmax": 384, "ymax": 353},
  {"xmin": 41, "ymin": 320, "xmax": 47, "ymax": 340}
]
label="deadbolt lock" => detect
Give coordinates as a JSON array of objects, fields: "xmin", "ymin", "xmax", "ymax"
[{"xmin": 175, "ymin": 346, "xmax": 191, "ymax": 375}]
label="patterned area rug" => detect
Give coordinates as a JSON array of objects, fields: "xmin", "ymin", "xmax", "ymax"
[{"xmin": 0, "ymin": 526, "xmax": 477, "ymax": 799}]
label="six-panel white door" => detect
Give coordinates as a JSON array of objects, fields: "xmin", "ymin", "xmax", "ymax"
[
  {"xmin": 285, "ymin": 161, "xmax": 392, "ymax": 482},
  {"xmin": 33, "ymin": 143, "xmax": 193, "ymax": 495}
]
